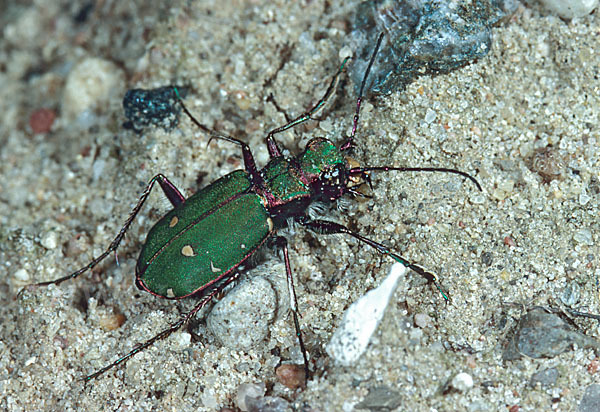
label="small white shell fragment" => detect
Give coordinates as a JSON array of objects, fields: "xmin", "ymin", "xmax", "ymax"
[{"xmin": 326, "ymin": 263, "xmax": 406, "ymax": 366}]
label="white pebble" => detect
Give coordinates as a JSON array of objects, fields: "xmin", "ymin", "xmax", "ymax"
[
  {"xmin": 326, "ymin": 263, "xmax": 406, "ymax": 366},
  {"xmin": 41, "ymin": 231, "xmax": 59, "ymax": 249},
  {"xmin": 63, "ymin": 57, "xmax": 125, "ymax": 120},
  {"xmin": 236, "ymin": 382, "xmax": 266, "ymax": 411},
  {"xmin": 537, "ymin": 0, "xmax": 598, "ymax": 18},
  {"xmin": 14, "ymin": 268, "xmax": 30, "ymax": 282},
  {"xmin": 339, "ymin": 45, "xmax": 353, "ymax": 61},
  {"xmin": 172, "ymin": 332, "xmax": 191, "ymax": 350},
  {"xmin": 451, "ymin": 372, "xmax": 474, "ymax": 392}
]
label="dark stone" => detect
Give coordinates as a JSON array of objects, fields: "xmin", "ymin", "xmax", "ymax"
[
  {"xmin": 503, "ymin": 307, "xmax": 600, "ymax": 361},
  {"xmin": 348, "ymin": 0, "xmax": 518, "ymax": 95},
  {"xmin": 529, "ymin": 367, "xmax": 559, "ymax": 388},
  {"xmin": 122, "ymin": 86, "xmax": 188, "ymax": 132},
  {"xmin": 356, "ymin": 386, "xmax": 402, "ymax": 411}
]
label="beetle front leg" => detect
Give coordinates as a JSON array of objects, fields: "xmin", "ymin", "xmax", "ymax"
[
  {"xmin": 265, "ymin": 56, "xmax": 350, "ymax": 158},
  {"xmin": 274, "ymin": 236, "xmax": 309, "ymax": 382},
  {"xmin": 20, "ymin": 174, "xmax": 184, "ymax": 292},
  {"xmin": 300, "ymin": 218, "xmax": 450, "ymax": 301},
  {"xmin": 174, "ymin": 92, "xmax": 262, "ymax": 181}
]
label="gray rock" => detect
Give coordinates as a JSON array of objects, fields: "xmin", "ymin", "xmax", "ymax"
[
  {"xmin": 579, "ymin": 384, "xmax": 600, "ymax": 412},
  {"xmin": 356, "ymin": 386, "xmax": 403, "ymax": 411},
  {"xmin": 207, "ymin": 275, "xmax": 278, "ymax": 349},
  {"xmin": 529, "ymin": 367, "xmax": 559, "ymax": 388},
  {"xmin": 349, "ymin": 0, "xmax": 518, "ymax": 94},
  {"xmin": 503, "ymin": 307, "xmax": 600, "ymax": 361}
]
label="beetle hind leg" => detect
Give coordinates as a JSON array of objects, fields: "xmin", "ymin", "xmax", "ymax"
[
  {"xmin": 83, "ymin": 274, "xmax": 239, "ymax": 381},
  {"xmin": 19, "ymin": 174, "xmax": 184, "ymax": 294}
]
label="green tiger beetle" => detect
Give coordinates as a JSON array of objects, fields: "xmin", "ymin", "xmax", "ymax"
[{"xmin": 22, "ymin": 33, "xmax": 480, "ymax": 382}]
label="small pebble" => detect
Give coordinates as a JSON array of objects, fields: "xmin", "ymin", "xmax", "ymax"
[
  {"xmin": 503, "ymin": 308, "xmax": 600, "ymax": 360},
  {"xmin": 29, "ymin": 108, "xmax": 56, "ymax": 134},
  {"xmin": 503, "ymin": 236, "xmax": 516, "ymax": 247},
  {"xmin": 275, "ymin": 363, "xmax": 305, "ymax": 390},
  {"xmin": 236, "ymin": 382, "xmax": 266, "ymax": 412},
  {"xmin": 579, "ymin": 384, "xmax": 600, "ymax": 412},
  {"xmin": 40, "ymin": 231, "xmax": 59, "ymax": 250},
  {"xmin": 207, "ymin": 276, "xmax": 277, "ymax": 349},
  {"xmin": 355, "ymin": 386, "xmax": 402, "ymax": 410},
  {"xmin": 14, "ymin": 268, "xmax": 30, "ymax": 282},
  {"xmin": 561, "ymin": 282, "xmax": 581, "ymax": 306},
  {"xmin": 233, "ymin": 90, "xmax": 251, "ymax": 111},
  {"xmin": 98, "ymin": 311, "xmax": 127, "ymax": 332},
  {"xmin": 201, "ymin": 390, "xmax": 218, "ymax": 410},
  {"xmin": 63, "ymin": 57, "xmax": 125, "ymax": 121},
  {"xmin": 122, "ymin": 86, "xmax": 185, "ymax": 131},
  {"xmin": 588, "ymin": 358, "xmax": 600, "ymax": 374},
  {"xmin": 450, "ymin": 372, "xmax": 474, "ymax": 392},
  {"xmin": 529, "ymin": 367, "xmax": 558, "ymax": 388},
  {"xmin": 246, "ymin": 396, "xmax": 290, "ymax": 412},
  {"xmin": 414, "ymin": 313, "xmax": 432, "ymax": 328},
  {"xmin": 573, "ymin": 228, "xmax": 593, "ymax": 246}
]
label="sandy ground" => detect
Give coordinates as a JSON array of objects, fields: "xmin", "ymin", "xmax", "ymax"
[{"xmin": 1, "ymin": 1, "xmax": 598, "ymax": 411}]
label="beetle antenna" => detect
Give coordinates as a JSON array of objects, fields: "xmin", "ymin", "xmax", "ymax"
[
  {"xmin": 349, "ymin": 166, "xmax": 482, "ymax": 191},
  {"xmin": 340, "ymin": 32, "xmax": 384, "ymax": 151}
]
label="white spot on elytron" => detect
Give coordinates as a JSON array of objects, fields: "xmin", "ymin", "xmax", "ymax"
[
  {"xmin": 181, "ymin": 245, "xmax": 195, "ymax": 257},
  {"xmin": 240, "ymin": 244, "xmax": 246, "ymax": 249},
  {"xmin": 210, "ymin": 260, "xmax": 222, "ymax": 273},
  {"xmin": 267, "ymin": 217, "xmax": 274, "ymax": 232},
  {"xmin": 169, "ymin": 216, "xmax": 179, "ymax": 227},
  {"xmin": 166, "ymin": 288, "xmax": 175, "ymax": 298}
]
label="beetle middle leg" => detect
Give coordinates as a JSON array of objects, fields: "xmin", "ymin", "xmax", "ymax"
[
  {"xmin": 273, "ymin": 236, "xmax": 309, "ymax": 381},
  {"xmin": 300, "ymin": 218, "xmax": 450, "ymax": 301},
  {"xmin": 20, "ymin": 174, "xmax": 185, "ymax": 292}
]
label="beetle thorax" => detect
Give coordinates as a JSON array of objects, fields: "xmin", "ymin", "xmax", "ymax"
[{"xmin": 298, "ymin": 137, "xmax": 350, "ymax": 201}]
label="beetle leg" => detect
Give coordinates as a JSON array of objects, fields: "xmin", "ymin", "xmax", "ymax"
[
  {"xmin": 265, "ymin": 55, "xmax": 350, "ymax": 159},
  {"xmin": 274, "ymin": 236, "xmax": 309, "ymax": 381},
  {"xmin": 158, "ymin": 174, "xmax": 185, "ymax": 207},
  {"xmin": 300, "ymin": 218, "xmax": 450, "ymax": 301},
  {"xmin": 83, "ymin": 274, "xmax": 239, "ymax": 381},
  {"xmin": 174, "ymin": 90, "xmax": 263, "ymax": 182},
  {"xmin": 19, "ymin": 174, "xmax": 182, "ymax": 292}
]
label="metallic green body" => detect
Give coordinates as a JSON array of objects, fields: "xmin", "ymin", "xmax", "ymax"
[
  {"xmin": 261, "ymin": 157, "xmax": 310, "ymax": 202},
  {"xmin": 299, "ymin": 138, "xmax": 345, "ymax": 176},
  {"xmin": 137, "ymin": 138, "xmax": 348, "ymax": 299},
  {"xmin": 137, "ymin": 170, "xmax": 271, "ymax": 298}
]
